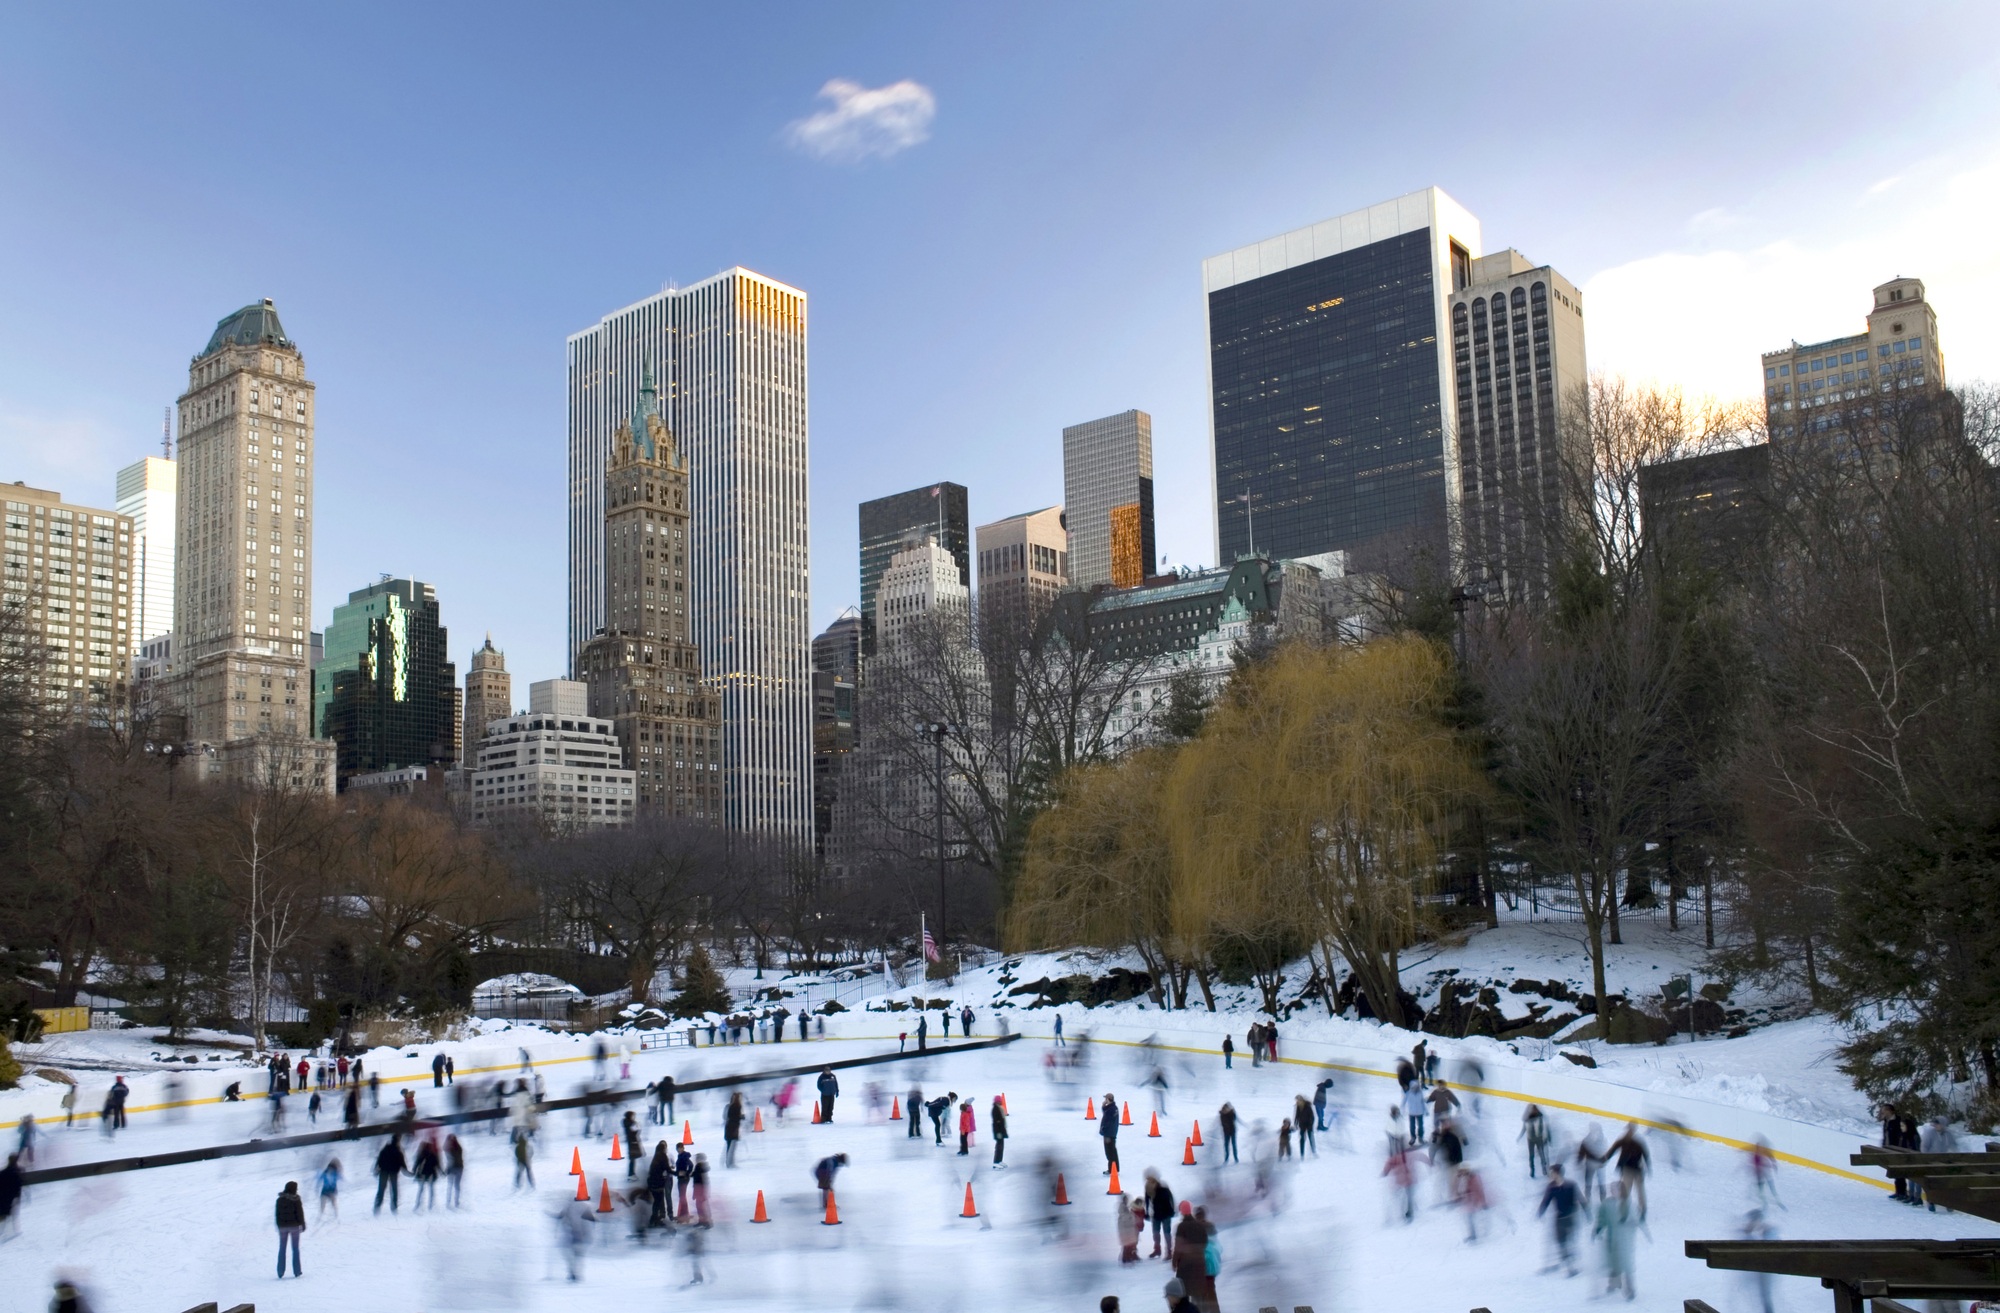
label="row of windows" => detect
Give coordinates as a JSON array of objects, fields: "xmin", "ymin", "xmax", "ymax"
[{"xmin": 1768, "ymin": 337, "xmax": 1925, "ymax": 378}]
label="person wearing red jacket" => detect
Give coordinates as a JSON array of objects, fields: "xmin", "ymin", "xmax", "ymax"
[{"xmin": 958, "ymin": 1096, "xmax": 977, "ymax": 1156}]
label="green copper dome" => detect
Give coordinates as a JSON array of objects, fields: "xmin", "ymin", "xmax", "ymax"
[{"xmin": 200, "ymin": 299, "xmax": 292, "ymax": 358}]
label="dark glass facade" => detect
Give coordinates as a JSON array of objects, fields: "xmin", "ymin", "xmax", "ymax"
[
  {"xmin": 1209, "ymin": 229, "xmax": 1446, "ymax": 566},
  {"xmin": 313, "ymin": 579, "xmax": 458, "ymax": 788},
  {"xmin": 857, "ymin": 482, "xmax": 968, "ymax": 655}
]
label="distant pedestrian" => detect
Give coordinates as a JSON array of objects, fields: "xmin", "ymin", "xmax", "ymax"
[
  {"xmin": 657, "ymin": 1074, "xmax": 676, "ymax": 1124},
  {"xmin": 1220, "ymin": 1035, "xmax": 1233, "ymax": 1069},
  {"xmin": 917, "ymin": 1014, "xmax": 929, "ymax": 1051},
  {"xmin": 342, "ymin": 1086, "xmax": 360, "ymax": 1131},
  {"xmin": 958, "ymin": 1096, "xmax": 977, "ymax": 1156},
  {"xmin": 1426, "ymin": 1081, "xmax": 1460, "ymax": 1133},
  {"xmin": 623, "ymin": 1111, "xmax": 642, "ymax": 1179},
  {"xmin": 907, "ymin": 1085, "xmax": 924, "ymax": 1139},
  {"xmin": 1400, "ymin": 1081, "xmax": 1426, "ymax": 1143},
  {"xmin": 512, "ymin": 1128, "xmax": 535, "ymax": 1190},
  {"xmin": 368, "ymin": 1072, "xmax": 380, "ymax": 1109},
  {"xmin": 274, "ymin": 1181, "xmax": 306, "ymax": 1278},
  {"xmin": 307, "ymin": 1090, "xmax": 321, "ymax": 1125},
  {"xmin": 1749, "ymin": 1137, "xmax": 1781, "ymax": 1210},
  {"xmin": 675, "ymin": 1146, "xmax": 694, "ymax": 1218},
  {"xmin": 691, "ymin": 1153, "xmax": 711, "ymax": 1226},
  {"xmin": 1144, "ymin": 1170, "xmax": 1175, "ymax": 1258},
  {"xmin": 1053, "ymin": 1014, "xmax": 1065, "ymax": 1047},
  {"xmin": 816, "ymin": 1066, "xmax": 839, "ymax": 1123},
  {"xmin": 1411, "ymin": 1041, "xmax": 1429, "ymax": 1087},
  {"xmin": 991, "ymin": 1095, "xmax": 1009, "ymax": 1168},
  {"xmin": 316, "ymin": 1156, "xmax": 341, "ymax": 1218},
  {"xmin": 412, "ymin": 1136, "xmax": 441, "ymax": 1211},
  {"xmin": 1608, "ymin": 1123, "xmax": 1649, "ymax": 1219},
  {"xmin": 942, "ymin": 1009, "xmax": 952, "ymax": 1040},
  {"xmin": 1537, "ymin": 1164, "xmax": 1582, "ymax": 1276},
  {"xmin": 724, "ymin": 1092, "xmax": 745, "ymax": 1167},
  {"xmin": 14, "ymin": 1114, "xmax": 35, "ymax": 1166},
  {"xmin": 59, "ymin": 1083, "xmax": 77, "ymax": 1126},
  {"xmin": 961, "ymin": 1005, "xmax": 975, "ymax": 1036},
  {"xmin": 1100, "ymin": 1093, "xmax": 1121, "ymax": 1174},
  {"xmin": 374, "ymin": 1136, "xmax": 407, "ymax": 1213},
  {"xmin": 445, "ymin": 1134, "xmax": 464, "ymax": 1208},
  {"xmin": 1313, "ymin": 1079, "xmax": 1332, "ymax": 1131},
  {"xmin": 1592, "ymin": 1181, "xmax": 1638, "ymax": 1300},
  {"xmin": 102, "ymin": 1077, "xmax": 129, "ymax": 1133},
  {"xmin": 1218, "ymin": 1102, "xmax": 1238, "ymax": 1164},
  {"xmin": 1293, "ymin": 1095, "xmax": 1317, "ymax": 1157},
  {"xmin": 647, "ymin": 1141, "xmax": 673, "ymax": 1226},
  {"xmin": 1521, "ymin": 1105, "xmax": 1551, "ymax": 1178},
  {"xmin": 432, "ymin": 1054, "xmax": 447, "ymax": 1088}
]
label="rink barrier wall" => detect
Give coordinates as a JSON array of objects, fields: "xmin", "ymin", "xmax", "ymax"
[{"xmin": 13, "ymin": 1033, "xmax": 1019, "ymax": 1187}]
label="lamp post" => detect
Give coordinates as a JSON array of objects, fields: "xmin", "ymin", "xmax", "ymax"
[{"xmin": 925, "ymin": 721, "xmax": 949, "ymax": 971}]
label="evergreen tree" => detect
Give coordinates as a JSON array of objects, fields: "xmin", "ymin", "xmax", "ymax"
[{"xmin": 671, "ymin": 944, "xmax": 732, "ymax": 1018}]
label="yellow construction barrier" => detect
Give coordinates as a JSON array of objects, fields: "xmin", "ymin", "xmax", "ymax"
[{"xmin": 32, "ymin": 1007, "xmax": 90, "ymax": 1036}]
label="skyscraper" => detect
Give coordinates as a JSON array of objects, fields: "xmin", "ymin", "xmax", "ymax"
[
  {"xmin": 171, "ymin": 299, "xmax": 326, "ymax": 783},
  {"xmin": 1205, "ymin": 188, "xmax": 1480, "ymax": 570},
  {"xmin": 312, "ymin": 578, "xmax": 458, "ymax": 788},
  {"xmin": 462, "ymin": 635, "xmax": 511, "ymax": 766},
  {"xmin": 1, "ymin": 483, "xmax": 133, "ymax": 719},
  {"xmin": 567, "ymin": 269, "xmax": 811, "ymax": 837},
  {"xmin": 857, "ymin": 482, "xmax": 968, "ymax": 655},
  {"xmin": 809, "ymin": 612, "xmax": 860, "ymax": 861},
  {"xmin": 1063, "ymin": 411, "xmax": 1154, "ymax": 589},
  {"xmin": 1448, "ymin": 250, "xmax": 1588, "ymax": 604},
  {"xmin": 115, "ymin": 455, "xmax": 176, "ymax": 647},
  {"xmin": 575, "ymin": 367, "xmax": 723, "ymax": 822},
  {"xmin": 975, "ymin": 505, "xmax": 1068, "ymax": 633},
  {"xmin": 1761, "ymin": 276, "xmax": 1945, "ymax": 441}
]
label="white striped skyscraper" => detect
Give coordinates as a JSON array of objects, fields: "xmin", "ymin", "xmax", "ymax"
[{"xmin": 567, "ymin": 268, "xmax": 812, "ymax": 839}]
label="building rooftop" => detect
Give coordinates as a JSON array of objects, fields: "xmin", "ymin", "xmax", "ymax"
[{"xmin": 200, "ymin": 299, "xmax": 291, "ymax": 358}]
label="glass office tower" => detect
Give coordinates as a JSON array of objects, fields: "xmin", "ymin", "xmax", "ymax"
[
  {"xmin": 1205, "ymin": 188, "xmax": 1481, "ymax": 569},
  {"xmin": 313, "ymin": 577, "xmax": 457, "ymax": 788}
]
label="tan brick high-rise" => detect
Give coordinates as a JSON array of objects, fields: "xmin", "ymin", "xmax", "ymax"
[
  {"xmin": 462, "ymin": 634, "xmax": 511, "ymax": 766},
  {"xmin": 577, "ymin": 366, "xmax": 722, "ymax": 820},
  {"xmin": 170, "ymin": 300, "xmax": 332, "ymax": 790}
]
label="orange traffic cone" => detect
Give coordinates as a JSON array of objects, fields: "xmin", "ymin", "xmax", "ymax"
[
  {"xmin": 574, "ymin": 1172, "xmax": 590, "ymax": 1201},
  {"xmin": 960, "ymin": 1182, "xmax": 979, "ymax": 1217},
  {"xmin": 752, "ymin": 1106, "xmax": 765, "ymax": 1133},
  {"xmin": 1106, "ymin": 1163, "xmax": 1122, "ymax": 1195},
  {"xmin": 1084, "ymin": 1099, "xmax": 1096, "ymax": 1121},
  {"xmin": 1053, "ymin": 1173, "xmax": 1072, "ymax": 1206},
  {"xmin": 1147, "ymin": 1111, "xmax": 1161, "ymax": 1138},
  {"xmin": 609, "ymin": 1136, "xmax": 623, "ymax": 1161},
  {"xmin": 596, "ymin": 1179, "xmax": 615, "ymax": 1214},
  {"xmin": 1190, "ymin": 1120, "xmax": 1204, "ymax": 1147},
  {"xmin": 750, "ymin": 1190, "xmax": 771, "ymax": 1223},
  {"xmin": 891, "ymin": 1096, "xmax": 902, "ymax": 1120},
  {"xmin": 1182, "ymin": 1138, "xmax": 1197, "ymax": 1166},
  {"xmin": 1121, "ymin": 1102, "xmax": 1133, "ymax": 1126},
  {"xmin": 822, "ymin": 1190, "xmax": 841, "ymax": 1225},
  {"xmin": 569, "ymin": 1146, "xmax": 583, "ymax": 1176},
  {"xmin": 811, "ymin": 1101, "xmax": 822, "ymax": 1124},
  {"xmin": 681, "ymin": 1120, "xmax": 694, "ymax": 1145}
]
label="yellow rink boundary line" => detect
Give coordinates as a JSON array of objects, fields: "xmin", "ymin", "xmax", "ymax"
[{"xmin": 5, "ymin": 1024, "xmax": 1892, "ymax": 1191}]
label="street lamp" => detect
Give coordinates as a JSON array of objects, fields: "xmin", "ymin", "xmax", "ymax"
[{"xmin": 924, "ymin": 721, "xmax": 950, "ymax": 968}]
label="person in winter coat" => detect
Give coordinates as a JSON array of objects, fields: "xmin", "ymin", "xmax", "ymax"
[
  {"xmin": 374, "ymin": 1136, "xmax": 407, "ymax": 1213},
  {"xmin": 1117, "ymin": 1193, "xmax": 1142, "ymax": 1263},
  {"xmin": 916, "ymin": 1014, "xmax": 928, "ymax": 1051},
  {"xmin": 444, "ymin": 1135, "xmax": 464, "ymax": 1209},
  {"xmin": 274, "ymin": 1180, "xmax": 306, "ymax": 1278},
  {"xmin": 961, "ymin": 1005, "xmax": 975, "ymax": 1036},
  {"xmin": 0, "ymin": 1152, "xmax": 24, "ymax": 1239},
  {"xmin": 657, "ymin": 1074, "xmax": 677, "ymax": 1125},
  {"xmin": 907, "ymin": 1085, "xmax": 924, "ymax": 1139},
  {"xmin": 816, "ymin": 1066, "xmax": 839, "ymax": 1123},
  {"xmin": 647, "ymin": 1141, "xmax": 674, "ymax": 1228},
  {"xmin": 1170, "ymin": 1205, "xmax": 1209, "ymax": 1307},
  {"xmin": 813, "ymin": 1153, "xmax": 848, "ymax": 1209},
  {"xmin": 957, "ymin": 1097, "xmax": 977, "ymax": 1156},
  {"xmin": 1100, "ymin": 1093, "xmax": 1121, "ymax": 1174},
  {"xmin": 512, "ymin": 1128, "xmax": 535, "ymax": 1190},
  {"xmin": 1536, "ymin": 1164, "xmax": 1583, "ymax": 1275},
  {"xmin": 102, "ymin": 1078, "xmax": 129, "ymax": 1133},
  {"xmin": 1427, "ymin": 1080, "xmax": 1461, "ymax": 1130},
  {"xmin": 1217, "ymin": 1103, "xmax": 1239, "ymax": 1164},
  {"xmin": 411, "ymin": 1137, "xmax": 442, "ymax": 1211},
  {"xmin": 989, "ymin": 1095, "xmax": 1009, "ymax": 1167},
  {"xmin": 1880, "ymin": 1104, "xmax": 1921, "ymax": 1200},
  {"xmin": 690, "ymin": 1153, "xmax": 712, "ymax": 1226},
  {"xmin": 1162, "ymin": 1276, "xmax": 1200, "ymax": 1313},
  {"xmin": 1220, "ymin": 1035, "xmax": 1233, "ymax": 1069},
  {"xmin": 1144, "ymin": 1170, "xmax": 1176, "ymax": 1258},
  {"xmin": 622, "ymin": 1111, "xmax": 643, "ymax": 1179},
  {"xmin": 431, "ymin": 1053, "xmax": 447, "ymax": 1088},
  {"xmin": 316, "ymin": 1157, "xmax": 341, "ymax": 1218},
  {"xmin": 926, "ymin": 1094, "xmax": 954, "ymax": 1146},
  {"xmin": 1400, "ymin": 1081, "xmax": 1427, "ymax": 1144},
  {"xmin": 1608, "ymin": 1123, "xmax": 1650, "ymax": 1219},
  {"xmin": 1293, "ymin": 1095, "xmax": 1317, "ymax": 1156},
  {"xmin": 724, "ymin": 1092, "xmax": 746, "ymax": 1167},
  {"xmin": 1313, "ymin": 1079, "xmax": 1334, "ymax": 1131},
  {"xmin": 1521, "ymin": 1105, "xmax": 1551, "ymax": 1178},
  {"xmin": 674, "ymin": 1146, "xmax": 694, "ymax": 1219},
  {"xmin": 1592, "ymin": 1181, "xmax": 1638, "ymax": 1300}
]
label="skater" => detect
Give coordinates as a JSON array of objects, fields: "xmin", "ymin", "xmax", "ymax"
[
  {"xmin": 1749, "ymin": 1137, "xmax": 1782, "ymax": 1210},
  {"xmin": 340, "ymin": 1086, "xmax": 359, "ymax": 1130},
  {"xmin": 556, "ymin": 1196, "xmax": 593, "ymax": 1282},
  {"xmin": 675, "ymin": 1144, "xmax": 694, "ymax": 1219},
  {"xmin": 1880, "ymin": 1102, "xmax": 1921, "ymax": 1201},
  {"xmin": 1920, "ymin": 1117, "xmax": 1955, "ymax": 1210},
  {"xmin": 657, "ymin": 1074, "xmax": 676, "ymax": 1125},
  {"xmin": 1400, "ymin": 1080, "xmax": 1426, "ymax": 1144},
  {"xmin": 799, "ymin": 1009, "xmax": 810, "ymax": 1042},
  {"xmin": 296, "ymin": 1055, "xmax": 310, "ymax": 1094},
  {"xmin": 1455, "ymin": 1161, "xmax": 1490, "ymax": 1241},
  {"xmin": 307, "ymin": 1089, "xmax": 321, "ymax": 1125},
  {"xmin": 1144, "ymin": 1169, "xmax": 1176, "ymax": 1258},
  {"xmin": 102, "ymin": 1077, "xmax": 129, "ymax": 1133},
  {"xmin": 1148, "ymin": 1067, "xmax": 1170, "ymax": 1115},
  {"xmin": 813, "ymin": 1153, "xmax": 848, "ymax": 1210},
  {"xmin": 369, "ymin": 1072, "xmax": 381, "ymax": 1109},
  {"xmin": 512, "ymin": 1128, "xmax": 535, "ymax": 1190},
  {"xmin": 316, "ymin": 1156, "xmax": 341, "ymax": 1218},
  {"xmin": 623, "ymin": 1111, "xmax": 642, "ymax": 1179},
  {"xmin": 60, "ymin": 1082, "xmax": 77, "ymax": 1126},
  {"xmin": 1537, "ymin": 1163, "xmax": 1583, "ymax": 1276},
  {"xmin": 1100, "ymin": 1092, "xmax": 1122, "ymax": 1175},
  {"xmin": 0, "ymin": 1152, "xmax": 23, "ymax": 1240},
  {"xmin": 1743, "ymin": 1209, "xmax": 1778, "ymax": 1313},
  {"xmin": 942, "ymin": 1008, "xmax": 952, "ymax": 1040},
  {"xmin": 1054, "ymin": 1013, "xmax": 1065, "ymax": 1047},
  {"xmin": 1575, "ymin": 1125, "xmax": 1608, "ymax": 1202},
  {"xmin": 1278, "ymin": 1119, "xmax": 1293, "ymax": 1159},
  {"xmin": 682, "ymin": 1218, "xmax": 710, "ymax": 1286},
  {"xmin": 724, "ymin": 1092, "xmax": 745, "ymax": 1167},
  {"xmin": 816, "ymin": 1066, "xmax": 839, "ymax": 1123},
  {"xmin": 1608, "ymin": 1123, "xmax": 1649, "ymax": 1219},
  {"xmin": 917, "ymin": 1014, "xmax": 928, "ymax": 1052},
  {"xmin": 958, "ymin": 1094, "xmax": 977, "ymax": 1155},
  {"xmin": 1293, "ymin": 1095, "xmax": 1317, "ymax": 1156},
  {"xmin": 1412, "ymin": 1040, "xmax": 1429, "ymax": 1088},
  {"xmin": 1118, "ymin": 1193, "xmax": 1142, "ymax": 1263},
  {"xmin": 411, "ymin": 1136, "xmax": 441, "ymax": 1211},
  {"xmin": 1426, "ymin": 1080, "xmax": 1461, "ymax": 1133},
  {"xmin": 1313, "ymin": 1078, "xmax": 1333, "ymax": 1131},
  {"xmin": 1218, "ymin": 1102, "xmax": 1238, "ymax": 1163},
  {"xmin": 691, "ymin": 1153, "xmax": 711, "ymax": 1226},
  {"xmin": 1521, "ymin": 1104, "xmax": 1551, "ymax": 1178},
  {"xmin": 274, "ymin": 1181, "xmax": 306, "ymax": 1278},
  {"xmin": 268, "ymin": 1077, "xmax": 288, "ymax": 1132},
  {"xmin": 961, "ymin": 1004, "xmax": 975, "ymax": 1036},
  {"xmin": 14, "ymin": 1114, "xmax": 34, "ymax": 1166},
  {"xmin": 1220, "ymin": 1035, "xmax": 1233, "ymax": 1069},
  {"xmin": 907, "ymin": 1084, "xmax": 924, "ymax": 1139},
  {"xmin": 432, "ymin": 1053, "xmax": 447, "ymax": 1087},
  {"xmin": 991, "ymin": 1094, "xmax": 1008, "ymax": 1167},
  {"xmin": 926, "ymin": 1092, "xmax": 953, "ymax": 1146},
  {"xmin": 1592, "ymin": 1180, "xmax": 1639, "ymax": 1300},
  {"xmin": 1163, "ymin": 1277, "xmax": 1200, "ymax": 1313},
  {"xmin": 1264, "ymin": 1020, "xmax": 1280, "ymax": 1062},
  {"xmin": 445, "ymin": 1134, "xmax": 464, "ymax": 1208},
  {"xmin": 374, "ymin": 1135, "xmax": 407, "ymax": 1213},
  {"xmin": 647, "ymin": 1141, "xmax": 673, "ymax": 1227}
]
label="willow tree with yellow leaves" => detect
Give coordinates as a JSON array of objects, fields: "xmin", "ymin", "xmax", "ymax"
[
  {"xmin": 1009, "ymin": 747, "xmax": 1216, "ymax": 1009},
  {"xmin": 1167, "ymin": 635, "xmax": 1484, "ymax": 1026}
]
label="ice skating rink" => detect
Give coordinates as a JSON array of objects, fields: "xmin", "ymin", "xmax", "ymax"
[{"xmin": 5, "ymin": 1027, "xmax": 1980, "ymax": 1312}]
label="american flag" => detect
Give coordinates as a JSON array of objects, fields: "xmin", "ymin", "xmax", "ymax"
[{"xmin": 922, "ymin": 928, "xmax": 940, "ymax": 962}]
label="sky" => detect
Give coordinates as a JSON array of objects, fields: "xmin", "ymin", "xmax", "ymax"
[{"xmin": 3, "ymin": 4, "xmax": 1997, "ymax": 688}]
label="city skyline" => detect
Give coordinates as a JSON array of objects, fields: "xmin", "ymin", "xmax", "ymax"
[{"xmin": 4, "ymin": 7, "xmax": 1998, "ymax": 687}]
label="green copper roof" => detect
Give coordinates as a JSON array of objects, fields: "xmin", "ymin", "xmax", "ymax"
[
  {"xmin": 201, "ymin": 299, "xmax": 292, "ymax": 358},
  {"xmin": 630, "ymin": 361, "xmax": 663, "ymax": 459}
]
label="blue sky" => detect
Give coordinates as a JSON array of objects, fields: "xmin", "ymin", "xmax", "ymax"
[{"xmin": 4, "ymin": 4, "xmax": 1997, "ymax": 688}]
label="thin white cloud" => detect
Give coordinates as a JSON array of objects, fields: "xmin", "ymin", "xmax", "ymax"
[
  {"xmin": 786, "ymin": 78, "xmax": 936, "ymax": 163},
  {"xmin": 1866, "ymin": 174, "xmax": 1902, "ymax": 196},
  {"xmin": 1584, "ymin": 153, "xmax": 2000, "ymax": 403}
]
